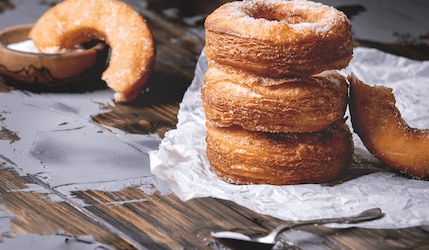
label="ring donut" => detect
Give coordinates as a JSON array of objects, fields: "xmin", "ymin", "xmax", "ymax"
[
  {"xmin": 349, "ymin": 75, "xmax": 429, "ymax": 179},
  {"xmin": 204, "ymin": 0, "xmax": 353, "ymax": 78},
  {"xmin": 201, "ymin": 66, "xmax": 349, "ymax": 133},
  {"xmin": 29, "ymin": 0, "xmax": 156, "ymax": 102},
  {"xmin": 206, "ymin": 122, "xmax": 354, "ymax": 185}
]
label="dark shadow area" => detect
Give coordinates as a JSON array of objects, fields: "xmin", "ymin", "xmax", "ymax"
[
  {"xmin": 90, "ymin": 69, "xmax": 189, "ymax": 138},
  {"xmin": 130, "ymin": 70, "xmax": 191, "ymax": 106},
  {"xmin": 0, "ymin": 0, "xmax": 14, "ymax": 14},
  {"xmin": 147, "ymin": 0, "xmax": 228, "ymax": 26},
  {"xmin": 336, "ymin": 4, "xmax": 366, "ymax": 20}
]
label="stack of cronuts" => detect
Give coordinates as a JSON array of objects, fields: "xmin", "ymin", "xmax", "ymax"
[{"xmin": 201, "ymin": 0, "xmax": 354, "ymax": 185}]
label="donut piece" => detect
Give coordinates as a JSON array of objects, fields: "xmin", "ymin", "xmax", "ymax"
[
  {"xmin": 349, "ymin": 75, "xmax": 429, "ymax": 179},
  {"xmin": 201, "ymin": 67, "xmax": 349, "ymax": 133},
  {"xmin": 204, "ymin": 0, "xmax": 352, "ymax": 78},
  {"xmin": 29, "ymin": 0, "xmax": 156, "ymax": 102},
  {"xmin": 206, "ymin": 122, "xmax": 353, "ymax": 185}
]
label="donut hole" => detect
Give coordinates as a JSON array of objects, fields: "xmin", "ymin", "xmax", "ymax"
[
  {"xmin": 251, "ymin": 8, "xmax": 314, "ymax": 24},
  {"xmin": 286, "ymin": 11, "xmax": 316, "ymax": 24},
  {"xmin": 251, "ymin": 8, "xmax": 284, "ymax": 22},
  {"xmin": 60, "ymin": 27, "xmax": 107, "ymax": 49}
]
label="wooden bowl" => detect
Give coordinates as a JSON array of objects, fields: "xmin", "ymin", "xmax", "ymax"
[{"xmin": 0, "ymin": 24, "xmax": 108, "ymax": 91}]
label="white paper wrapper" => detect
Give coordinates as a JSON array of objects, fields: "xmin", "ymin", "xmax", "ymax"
[{"xmin": 150, "ymin": 48, "xmax": 429, "ymax": 229}]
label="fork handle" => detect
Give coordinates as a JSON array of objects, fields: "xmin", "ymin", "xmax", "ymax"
[{"xmin": 271, "ymin": 208, "xmax": 384, "ymax": 239}]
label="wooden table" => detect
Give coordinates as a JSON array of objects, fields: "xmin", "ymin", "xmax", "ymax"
[{"xmin": 1, "ymin": 0, "xmax": 429, "ymax": 249}]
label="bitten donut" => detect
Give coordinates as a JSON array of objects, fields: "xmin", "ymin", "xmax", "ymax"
[
  {"xmin": 201, "ymin": 67, "xmax": 349, "ymax": 133},
  {"xmin": 204, "ymin": 0, "xmax": 352, "ymax": 78},
  {"xmin": 205, "ymin": 122, "xmax": 354, "ymax": 185},
  {"xmin": 349, "ymin": 75, "xmax": 429, "ymax": 179},
  {"xmin": 29, "ymin": 0, "xmax": 156, "ymax": 102}
]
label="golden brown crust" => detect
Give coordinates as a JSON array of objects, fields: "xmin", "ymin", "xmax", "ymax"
[
  {"xmin": 29, "ymin": 0, "xmax": 156, "ymax": 102},
  {"xmin": 204, "ymin": 0, "xmax": 352, "ymax": 78},
  {"xmin": 202, "ymin": 0, "xmax": 354, "ymax": 185},
  {"xmin": 206, "ymin": 122, "xmax": 354, "ymax": 185},
  {"xmin": 201, "ymin": 66, "xmax": 349, "ymax": 133},
  {"xmin": 349, "ymin": 74, "xmax": 429, "ymax": 179}
]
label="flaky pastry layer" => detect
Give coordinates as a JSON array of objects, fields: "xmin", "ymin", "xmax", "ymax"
[
  {"xmin": 206, "ymin": 122, "xmax": 354, "ymax": 185},
  {"xmin": 201, "ymin": 67, "xmax": 348, "ymax": 133},
  {"xmin": 204, "ymin": 0, "xmax": 353, "ymax": 78}
]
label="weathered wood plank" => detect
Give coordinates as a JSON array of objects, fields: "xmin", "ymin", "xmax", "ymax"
[
  {"xmin": 0, "ymin": 168, "xmax": 137, "ymax": 249},
  {"xmin": 92, "ymin": 102, "xmax": 179, "ymax": 138},
  {"xmin": 354, "ymin": 39, "xmax": 429, "ymax": 61},
  {"xmin": 72, "ymin": 188, "xmax": 285, "ymax": 249}
]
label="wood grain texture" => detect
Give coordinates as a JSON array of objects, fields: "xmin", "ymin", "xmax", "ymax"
[
  {"xmin": 1, "ymin": 0, "xmax": 429, "ymax": 249},
  {"xmin": 0, "ymin": 168, "xmax": 136, "ymax": 249},
  {"xmin": 72, "ymin": 189, "xmax": 284, "ymax": 249}
]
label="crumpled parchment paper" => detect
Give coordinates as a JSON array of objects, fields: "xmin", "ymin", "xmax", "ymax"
[{"xmin": 150, "ymin": 48, "xmax": 429, "ymax": 229}]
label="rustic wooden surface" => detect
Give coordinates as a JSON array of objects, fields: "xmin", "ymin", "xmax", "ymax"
[{"xmin": 1, "ymin": 0, "xmax": 429, "ymax": 249}]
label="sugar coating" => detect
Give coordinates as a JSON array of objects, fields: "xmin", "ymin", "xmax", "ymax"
[
  {"xmin": 7, "ymin": 40, "xmax": 83, "ymax": 54},
  {"xmin": 29, "ymin": 0, "xmax": 156, "ymax": 102},
  {"xmin": 208, "ymin": 0, "xmax": 349, "ymax": 42}
]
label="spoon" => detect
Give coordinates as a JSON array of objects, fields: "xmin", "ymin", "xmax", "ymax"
[{"xmin": 211, "ymin": 207, "xmax": 384, "ymax": 250}]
